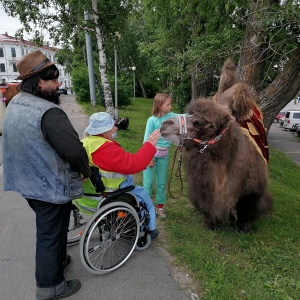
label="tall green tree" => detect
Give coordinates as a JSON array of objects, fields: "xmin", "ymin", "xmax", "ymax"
[
  {"xmin": 137, "ymin": 0, "xmax": 300, "ymax": 129},
  {"xmin": 237, "ymin": 0, "xmax": 300, "ymax": 129},
  {"xmin": 2, "ymin": 0, "xmax": 299, "ymax": 128},
  {"xmin": 1, "ymin": 0, "xmax": 131, "ymax": 117}
]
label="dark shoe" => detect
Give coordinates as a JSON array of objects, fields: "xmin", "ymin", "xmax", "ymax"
[
  {"xmin": 149, "ymin": 229, "xmax": 159, "ymax": 239},
  {"xmin": 50, "ymin": 280, "xmax": 81, "ymax": 299},
  {"xmin": 62, "ymin": 255, "xmax": 71, "ymax": 268}
]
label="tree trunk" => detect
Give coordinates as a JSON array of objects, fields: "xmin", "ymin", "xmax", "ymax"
[
  {"xmin": 238, "ymin": 1, "xmax": 300, "ymax": 132},
  {"xmin": 92, "ymin": 0, "xmax": 114, "ymax": 117},
  {"xmin": 259, "ymin": 47, "xmax": 300, "ymax": 130},
  {"xmin": 238, "ymin": 2, "xmax": 269, "ymax": 92},
  {"xmin": 139, "ymin": 78, "xmax": 147, "ymax": 98}
]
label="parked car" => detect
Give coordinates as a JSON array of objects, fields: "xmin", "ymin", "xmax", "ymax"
[
  {"xmin": 290, "ymin": 123, "xmax": 300, "ymax": 132},
  {"xmin": 274, "ymin": 111, "xmax": 286, "ymax": 123},
  {"xmin": 283, "ymin": 110, "xmax": 300, "ymax": 130},
  {"xmin": 58, "ymin": 86, "xmax": 68, "ymax": 95},
  {"xmin": 297, "ymin": 126, "xmax": 300, "ymax": 137}
]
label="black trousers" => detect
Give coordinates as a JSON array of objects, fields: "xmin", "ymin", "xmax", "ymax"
[{"xmin": 27, "ymin": 199, "xmax": 72, "ymax": 287}]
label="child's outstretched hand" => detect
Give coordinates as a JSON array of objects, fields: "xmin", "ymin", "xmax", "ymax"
[{"xmin": 147, "ymin": 129, "xmax": 161, "ymax": 146}]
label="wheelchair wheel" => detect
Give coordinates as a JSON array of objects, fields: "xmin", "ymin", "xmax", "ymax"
[
  {"xmin": 67, "ymin": 208, "xmax": 89, "ymax": 246},
  {"xmin": 135, "ymin": 232, "xmax": 152, "ymax": 251},
  {"xmin": 79, "ymin": 201, "xmax": 140, "ymax": 274}
]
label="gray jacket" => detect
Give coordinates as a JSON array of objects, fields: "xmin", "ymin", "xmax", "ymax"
[{"xmin": 3, "ymin": 92, "xmax": 86, "ymax": 203}]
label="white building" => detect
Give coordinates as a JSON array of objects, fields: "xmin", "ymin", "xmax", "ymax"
[{"xmin": 0, "ymin": 32, "xmax": 71, "ymax": 88}]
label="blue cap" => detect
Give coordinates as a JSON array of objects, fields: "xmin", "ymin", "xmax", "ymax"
[{"xmin": 85, "ymin": 112, "xmax": 115, "ymax": 135}]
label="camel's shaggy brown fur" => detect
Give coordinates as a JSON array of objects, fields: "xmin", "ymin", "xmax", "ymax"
[
  {"xmin": 215, "ymin": 58, "xmax": 269, "ymax": 164},
  {"xmin": 0, "ymin": 84, "xmax": 19, "ymax": 135},
  {"xmin": 160, "ymin": 99, "xmax": 272, "ymax": 231},
  {"xmin": 214, "ymin": 58, "xmax": 258, "ymax": 121},
  {"xmin": 214, "ymin": 58, "xmax": 242, "ymax": 103},
  {"xmin": 0, "ymin": 83, "xmax": 19, "ymax": 107}
]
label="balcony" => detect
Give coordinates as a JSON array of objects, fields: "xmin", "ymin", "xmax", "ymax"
[{"xmin": 7, "ymin": 57, "xmax": 18, "ymax": 63}]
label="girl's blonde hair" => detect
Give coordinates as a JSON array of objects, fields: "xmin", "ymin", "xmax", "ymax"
[{"xmin": 152, "ymin": 93, "xmax": 172, "ymax": 117}]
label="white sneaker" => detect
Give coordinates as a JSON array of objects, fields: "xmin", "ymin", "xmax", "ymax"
[{"xmin": 156, "ymin": 208, "xmax": 166, "ymax": 218}]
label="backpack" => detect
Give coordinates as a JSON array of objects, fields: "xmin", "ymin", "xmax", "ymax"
[{"xmin": 117, "ymin": 117, "xmax": 129, "ymax": 130}]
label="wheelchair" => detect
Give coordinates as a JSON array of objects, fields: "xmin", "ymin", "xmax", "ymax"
[{"xmin": 67, "ymin": 167, "xmax": 153, "ymax": 275}]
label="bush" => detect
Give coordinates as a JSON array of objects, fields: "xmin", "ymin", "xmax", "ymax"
[
  {"xmin": 109, "ymin": 72, "xmax": 132, "ymax": 107},
  {"xmin": 71, "ymin": 66, "xmax": 90, "ymax": 102},
  {"xmin": 137, "ymin": 78, "xmax": 161, "ymax": 99}
]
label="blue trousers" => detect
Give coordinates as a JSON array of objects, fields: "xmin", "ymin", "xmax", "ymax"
[
  {"xmin": 143, "ymin": 155, "xmax": 169, "ymax": 205},
  {"xmin": 120, "ymin": 175, "xmax": 156, "ymax": 231},
  {"xmin": 27, "ymin": 199, "xmax": 71, "ymax": 288}
]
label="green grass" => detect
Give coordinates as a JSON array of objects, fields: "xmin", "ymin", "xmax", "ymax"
[{"xmin": 80, "ymin": 97, "xmax": 300, "ymax": 300}]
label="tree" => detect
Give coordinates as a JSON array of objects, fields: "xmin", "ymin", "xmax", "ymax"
[
  {"xmin": 236, "ymin": 0, "xmax": 300, "ymax": 130},
  {"xmin": 137, "ymin": 0, "xmax": 300, "ymax": 129},
  {"xmin": 2, "ymin": 0, "xmax": 299, "ymax": 127},
  {"xmin": 0, "ymin": 0, "xmax": 131, "ymax": 117}
]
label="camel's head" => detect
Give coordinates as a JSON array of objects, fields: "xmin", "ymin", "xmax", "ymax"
[
  {"xmin": 160, "ymin": 98, "xmax": 234, "ymax": 146},
  {"xmin": 160, "ymin": 114, "xmax": 195, "ymax": 146}
]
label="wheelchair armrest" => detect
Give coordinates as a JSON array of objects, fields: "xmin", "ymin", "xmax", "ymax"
[
  {"xmin": 105, "ymin": 185, "xmax": 135, "ymax": 199},
  {"xmin": 83, "ymin": 192, "xmax": 102, "ymax": 197}
]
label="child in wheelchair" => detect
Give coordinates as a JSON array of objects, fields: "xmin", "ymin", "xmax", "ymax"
[{"xmin": 78, "ymin": 112, "xmax": 161, "ymax": 239}]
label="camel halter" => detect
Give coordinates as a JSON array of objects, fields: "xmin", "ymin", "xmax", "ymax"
[
  {"xmin": 168, "ymin": 114, "xmax": 227, "ymax": 199},
  {"xmin": 168, "ymin": 114, "xmax": 186, "ymax": 199}
]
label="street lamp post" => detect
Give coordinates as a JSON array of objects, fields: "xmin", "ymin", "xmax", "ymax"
[
  {"xmin": 114, "ymin": 32, "xmax": 121, "ymax": 120},
  {"xmin": 132, "ymin": 66, "xmax": 136, "ymax": 102}
]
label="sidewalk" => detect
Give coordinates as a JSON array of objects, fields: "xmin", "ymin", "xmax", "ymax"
[
  {"xmin": 0, "ymin": 94, "xmax": 197, "ymax": 300},
  {"xmin": 60, "ymin": 94, "xmax": 89, "ymax": 139}
]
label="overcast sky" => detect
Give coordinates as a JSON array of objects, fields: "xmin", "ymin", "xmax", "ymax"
[
  {"xmin": 0, "ymin": 7, "xmax": 25, "ymax": 36},
  {"xmin": 0, "ymin": 7, "xmax": 51, "ymax": 42}
]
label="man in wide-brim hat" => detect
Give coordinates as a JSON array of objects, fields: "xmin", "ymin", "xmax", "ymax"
[{"xmin": 2, "ymin": 50, "xmax": 91, "ymax": 300}]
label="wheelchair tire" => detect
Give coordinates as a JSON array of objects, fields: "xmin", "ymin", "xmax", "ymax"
[
  {"xmin": 79, "ymin": 201, "xmax": 140, "ymax": 274},
  {"xmin": 67, "ymin": 208, "xmax": 89, "ymax": 246},
  {"xmin": 135, "ymin": 232, "xmax": 152, "ymax": 251}
]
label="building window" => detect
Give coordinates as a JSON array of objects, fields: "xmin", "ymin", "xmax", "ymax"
[
  {"xmin": 12, "ymin": 63, "xmax": 17, "ymax": 72},
  {"xmin": 11, "ymin": 47, "xmax": 16, "ymax": 58},
  {"xmin": 21, "ymin": 47, "xmax": 24, "ymax": 56},
  {"xmin": 0, "ymin": 64, "xmax": 6, "ymax": 72},
  {"xmin": 0, "ymin": 47, "xmax": 3, "ymax": 57}
]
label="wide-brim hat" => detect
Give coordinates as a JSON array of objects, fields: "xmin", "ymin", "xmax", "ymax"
[
  {"xmin": 85, "ymin": 112, "xmax": 116, "ymax": 135},
  {"xmin": 16, "ymin": 50, "xmax": 56, "ymax": 80}
]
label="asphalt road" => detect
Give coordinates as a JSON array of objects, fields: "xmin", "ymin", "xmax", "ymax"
[{"xmin": 268, "ymin": 122, "xmax": 300, "ymax": 166}]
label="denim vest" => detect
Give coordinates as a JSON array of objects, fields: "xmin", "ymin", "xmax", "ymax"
[{"xmin": 3, "ymin": 92, "xmax": 83, "ymax": 203}]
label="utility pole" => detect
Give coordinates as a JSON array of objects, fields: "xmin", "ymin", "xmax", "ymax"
[
  {"xmin": 84, "ymin": 11, "xmax": 96, "ymax": 106},
  {"xmin": 114, "ymin": 32, "xmax": 121, "ymax": 120},
  {"xmin": 132, "ymin": 66, "xmax": 136, "ymax": 102}
]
